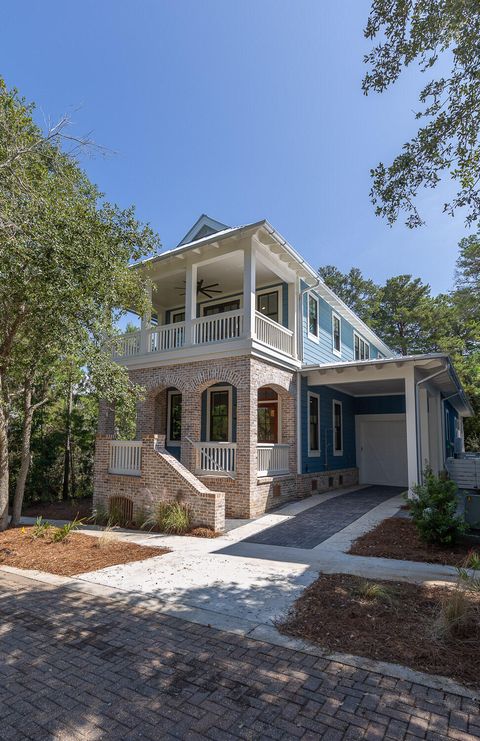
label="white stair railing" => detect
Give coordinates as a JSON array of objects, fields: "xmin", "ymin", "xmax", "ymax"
[
  {"xmin": 109, "ymin": 440, "xmax": 142, "ymax": 476},
  {"xmin": 255, "ymin": 312, "xmax": 294, "ymax": 356},
  {"xmin": 257, "ymin": 444, "xmax": 290, "ymax": 477},
  {"xmin": 186, "ymin": 437, "xmax": 237, "ymax": 478}
]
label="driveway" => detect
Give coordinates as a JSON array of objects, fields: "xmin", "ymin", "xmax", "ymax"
[
  {"xmin": 243, "ymin": 486, "xmax": 404, "ymax": 549},
  {"xmin": 0, "ymin": 570, "xmax": 477, "ymax": 741}
]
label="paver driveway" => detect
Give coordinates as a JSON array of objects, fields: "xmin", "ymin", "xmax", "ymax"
[
  {"xmin": 0, "ymin": 570, "xmax": 478, "ymax": 740},
  {"xmin": 244, "ymin": 486, "xmax": 404, "ymax": 549}
]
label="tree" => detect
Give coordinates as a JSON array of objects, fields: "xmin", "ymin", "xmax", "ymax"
[
  {"xmin": 0, "ymin": 79, "xmax": 160, "ymax": 529},
  {"xmin": 364, "ymin": 0, "xmax": 480, "ymax": 227},
  {"xmin": 319, "ymin": 266, "xmax": 379, "ymax": 322}
]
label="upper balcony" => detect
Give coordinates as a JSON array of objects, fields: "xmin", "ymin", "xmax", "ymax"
[{"xmin": 112, "ymin": 222, "xmax": 311, "ymax": 369}]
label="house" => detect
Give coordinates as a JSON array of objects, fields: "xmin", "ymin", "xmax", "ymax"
[{"xmin": 93, "ymin": 215, "xmax": 472, "ymax": 531}]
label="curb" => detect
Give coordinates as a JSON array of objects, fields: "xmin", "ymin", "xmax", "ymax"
[{"xmin": 1, "ymin": 565, "xmax": 477, "ymax": 702}]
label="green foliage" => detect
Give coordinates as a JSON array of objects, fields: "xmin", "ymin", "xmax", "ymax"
[
  {"xmin": 142, "ymin": 501, "xmax": 191, "ymax": 534},
  {"xmin": 364, "ymin": 0, "xmax": 480, "ymax": 228},
  {"xmin": 409, "ymin": 469, "xmax": 467, "ymax": 546},
  {"xmin": 51, "ymin": 517, "xmax": 83, "ymax": 543},
  {"xmin": 318, "ymin": 266, "xmax": 378, "ymax": 323},
  {"xmin": 354, "ymin": 580, "xmax": 395, "ymax": 604},
  {"xmin": 31, "ymin": 516, "xmax": 51, "ymax": 539}
]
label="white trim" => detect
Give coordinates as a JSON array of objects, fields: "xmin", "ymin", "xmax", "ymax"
[
  {"xmin": 332, "ymin": 311, "xmax": 342, "ymax": 357},
  {"xmin": 256, "ymin": 286, "xmax": 282, "ymax": 325},
  {"xmin": 307, "ymin": 293, "xmax": 319, "ymax": 342},
  {"xmin": 353, "ymin": 331, "xmax": 370, "ymax": 361},
  {"xmin": 257, "ymin": 388, "xmax": 282, "ymax": 444},
  {"xmin": 206, "ymin": 385, "xmax": 233, "ymax": 442},
  {"xmin": 307, "ymin": 391, "xmax": 321, "ymax": 457},
  {"xmin": 166, "ymin": 389, "xmax": 182, "ymax": 446},
  {"xmin": 332, "ymin": 399, "xmax": 343, "ymax": 456}
]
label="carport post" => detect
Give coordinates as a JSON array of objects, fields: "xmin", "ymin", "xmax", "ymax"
[{"xmin": 404, "ymin": 367, "xmax": 419, "ymax": 496}]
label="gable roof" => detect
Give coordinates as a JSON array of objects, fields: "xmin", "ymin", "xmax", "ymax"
[{"xmin": 177, "ymin": 215, "xmax": 229, "ymax": 246}]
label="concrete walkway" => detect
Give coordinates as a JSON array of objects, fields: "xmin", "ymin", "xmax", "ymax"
[{"xmin": 19, "ymin": 486, "xmax": 460, "ymax": 630}]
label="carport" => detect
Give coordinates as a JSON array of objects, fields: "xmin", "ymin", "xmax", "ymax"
[{"xmin": 301, "ymin": 353, "xmax": 472, "ymax": 492}]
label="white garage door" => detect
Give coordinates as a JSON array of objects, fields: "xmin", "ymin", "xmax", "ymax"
[{"xmin": 356, "ymin": 414, "xmax": 408, "ymax": 487}]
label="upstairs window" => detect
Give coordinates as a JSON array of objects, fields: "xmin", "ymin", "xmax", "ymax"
[
  {"xmin": 308, "ymin": 294, "xmax": 319, "ymax": 339},
  {"xmin": 308, "ymin": 392, "xmax": 320, "ymax": 456},
  {"xmin": 354, "ymin": 333, "xmax": 370, "ymax": 360},
  {"xmin": 332, "ymin": 313, "xmax": 341, "ymax": 356},
  {"xmin": 257, "ymin": 291, "xmax": 279, "ymax": 323},
  {"xmin": 333, "ymin": 400, "xmax": 343, "ymax": 455}
]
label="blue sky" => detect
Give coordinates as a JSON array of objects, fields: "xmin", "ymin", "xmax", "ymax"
[{"xmin": 3, "ymin": 1, "xmax": 468, "ymax": 294}]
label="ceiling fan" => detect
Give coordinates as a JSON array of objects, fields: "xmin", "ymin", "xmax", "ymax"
[{"xmin": 175, "ymin": 279, "xmax": 222, "ymax": 299}]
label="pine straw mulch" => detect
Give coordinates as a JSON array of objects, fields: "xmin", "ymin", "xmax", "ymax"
[
  {"xmin": 278, "ymin": 573, "xmax": 480, "ymax": 689},
  {"xmin": 349, "ymin": 516, "xmax": 474, "ymax": 567},
  {"xmin": 0, "ymin": 527, "xmax": 170, "ymax": 576}
]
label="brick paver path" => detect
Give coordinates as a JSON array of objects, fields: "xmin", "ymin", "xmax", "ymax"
[
  {"xmin": 245, "ymin": 486, "xmax": 404, "ymax": 549},
  {"xmin": 0, "ymin": 571, "xmax": 478, "ymax": 740}
]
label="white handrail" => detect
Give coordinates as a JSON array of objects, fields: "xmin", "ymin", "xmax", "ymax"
[
  {"xmin": 255, "ymin": 311, "xmax": 294, "ymax": 356},
  {"xmin": 186, "ymin": 436, "xmax": 237, "ymax": 478},
  {"xmin": 193, "ymin": 309, "xmax": 244, "ymax": 345},
  {"xmin": 109, "ymin": 440, "xmax": 142, "ymax": 476}
]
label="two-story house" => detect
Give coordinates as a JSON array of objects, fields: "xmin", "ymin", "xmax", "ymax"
[{"xmin": 93, "ymin": 215, "xmax": 472, "ymax": 531}]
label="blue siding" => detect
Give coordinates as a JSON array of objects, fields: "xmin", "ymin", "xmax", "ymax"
[
  {"xmin": 300, "ymin": 378, "xmax": 356, "ymax": 473},
  {"xmin": 354, "ymin": 395, "xmax": 406, "ymax": 415}
]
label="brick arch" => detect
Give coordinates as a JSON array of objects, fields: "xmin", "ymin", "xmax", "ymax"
[
  {"xmin": 143, "ymin": 372, "xmax": 189, "ymax": 394},
  {"xmin": 254, "ymin": 378, "xmax": 295, "ymax": 397},
  {"xmin": 191, "ymin": 367, "xmax": 245, "ymax": 392}
]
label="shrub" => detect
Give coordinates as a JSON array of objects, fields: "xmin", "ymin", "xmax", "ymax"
[
  {"xmin": 409, "ymin": 468, "xmax": 467, "ymax": 546},
  {"xmin": 51, "ymin": 517, "xmax": 83, "ymax": 543},
  {"xmin": 433, "ymin": 588, "xmax": 475, "ymax": 640},
  {"xmin": 95, "ymin": 524, "xmax": 118, "ymax": 549},
  {"xmin": 142, "ymin": 501, "xmax": 191, "ymax": 534},
  {"xmin": 31, "ymin": 516, "xmax": 51, "ymax": 539},
  {"xmin": 354, "ymin": 580, "xmax": 394, "ymax": 604}
]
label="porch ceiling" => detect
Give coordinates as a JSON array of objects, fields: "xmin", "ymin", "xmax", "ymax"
[{"xmin": 327, "ymin": 379, "xmax": 405, "ymax": 397}]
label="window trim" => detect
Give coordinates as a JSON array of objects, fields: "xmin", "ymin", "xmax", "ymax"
[
  {"xmin": 353, "ymin": 331, "xmax": 370, "ymax": 361},
  {"xmin": 332, "ymin": 312, "xmax": 342, "ymax": 357},
  {"xmin": 307, "ymin": 293, "xmax": 320, "ymax": 342},
  {"xmin": 166, "ymin": 389, "xmax": 182, "ymax": 446},
  {"xmin": 307, "ymin": 391, "xmax": 321, "ymax": 457},
  {"xmin": 332, "ymin": 399, "xmax": 343, "ymax": 456},
  {"xmin": 256, "ymin": 287, "xmax": 282, "ymax": 325},
  {"xmin": 206, "ymin": 385, "xmax": 232, "ymax": 442}
]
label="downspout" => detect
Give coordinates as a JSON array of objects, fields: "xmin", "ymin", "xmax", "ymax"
[
  {"xmin": 415, "ymin": 362, "xmax": 448, "ymax": 481},
  {"xmin": 296, "ymin": 274, "xmax": 322, "ymax": 476}
]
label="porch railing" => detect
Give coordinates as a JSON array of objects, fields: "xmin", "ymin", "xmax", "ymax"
[
  {"xmin": 109, "ymin": 440, "xmax": 142, "ymax": 476},
  {"xmin": 113, "ymin": 331, "xmax": 141, "ymax": 358},
  {"xmin": 194, "ymin": 442, "xmax": 237, "ymax": 477},
  {"xmin": 255, "ymin": 311, "xmax": 294, "ymax": 356},
  {"xmin": 257, "ymin": 444, "xmax": 290, "ymax": 477},
  {"xmin": 149, "ymin": 322, "xmax": 186, "ymax": 352},
  {"xmin": 193, "ymin": 309, "xmax": 244, "ymax": 345}
]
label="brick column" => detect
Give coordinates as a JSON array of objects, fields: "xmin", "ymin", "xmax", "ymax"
[
  {"xmin": 180, "ymin": 388, "xmax": 201, "ymax": 473},
  {"xmin": 235, "ymin": 377, "xmax": 258, "ymax": 518},
  {"xmin": 98, "ymin": 400, "xmax": 115, "ymax": 435}
]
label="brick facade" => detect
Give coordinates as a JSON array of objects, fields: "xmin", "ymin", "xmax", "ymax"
[{"xmin": 94, "ymin": 355, "xmax": 358, "ymax": 527}]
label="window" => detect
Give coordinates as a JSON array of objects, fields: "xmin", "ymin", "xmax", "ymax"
[
  {"xmin": 208, "ymin": 388, "xmax": 231, "ymax": 442},
  {"xmin": 332, "ymin": 313, "xmax": 341, "ymax": 355},
  {"xmin": 308, "ymin": 392, "xmax": 320, "ymax": 456},
  {"xmin": 333, "ymin": 400, "xmax": 343, "ymax": 455},
  {"xmin": 172, "ymin": 311, "xmax": 185, "ymax": 323},
  {"xmin": 354, "ymin": 332, "xmax": 370, "ymax": 360},
  {"xmin": 257, "ymin": 387, "xmax": 279, "ymax": 443},
  {"xmin": 203, "ymin": 299, "xmax": 240, "ymax": 316},
  {"xmin": 167, "ymin": 391, "xmax": 182, "ymax": 444},
  {"xmin": 308, "ymin": 294, "xmax": 319, "ymax": 339},
  {"xmin": 257, "ymin": 291, "xmax": 279, "ymax": 323}
]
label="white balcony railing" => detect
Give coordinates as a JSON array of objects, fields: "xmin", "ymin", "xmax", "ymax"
[
  {"xmin": 109, "ymin": 440, "xmax": 142, "ymax": 476},
  {"xmin": 113, "ymin": 331, "xmax": 141, "ymax": 358},
  {"xmin": 193, "ymin": 309, "xmax": 244, "ymax": 345},
  {"xmin": 149, "ymin": 322, "xmax": 186, "ymax": 352},
  {"xmin": 194, "ymin": 442, "xmax": 237, "ymax": 476},
  {"xmin": 257, "ymin": 444, "xmax": 290, "ymax": 477},
  {"xmin": 255, "ymin": 311, "xmax": 294, "ymax": 356}
]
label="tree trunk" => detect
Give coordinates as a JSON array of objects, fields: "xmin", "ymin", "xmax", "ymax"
[
  {"xmin": 0, "ymin": 373, "xmax": 10, "ymax": 531},
  {"xmin": 11, "ymin": 383, "xmax": 33, "ymax": 527},
  {"xmin": 62, "ymin": 380, "xmax": 73, "ymax": 500}
]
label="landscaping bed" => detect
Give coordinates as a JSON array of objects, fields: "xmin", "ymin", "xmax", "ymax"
[
  {"xmin": 23, "ymin": 497, "xmax": 93, "ymax": 521},
  {"xmin": 349, "ymin": 516, "xmax": 474, "ymax": 566},
  {"xmin": 0, "ymin": 527, "xmax": 169, "ymax": 576},
  {"xmin": 278, "ymin": 573, "xmax": 480, "ymax": 689}
]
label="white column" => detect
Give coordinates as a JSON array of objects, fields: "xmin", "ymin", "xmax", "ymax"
[
  {"xmin": 288, "ymin": 279, "xmax": 298, "ymax": 358},
  {"xmin": 405, "ymin": 368, "xmax": 419, "ymax": 495},
  {"xmin": 243, "ymin": 243, "xmax": 256, "ymax": 339},
  {"xmin": 418, "ymin": 387, "xmax": 430, "ymax": 472},
  {"xmin": 140, "ymin": 279, "xmax": 153, "ymax": 354},
  {"xmin": 184, "ymin": 262, "xmax": 197, "ymax": 346}
]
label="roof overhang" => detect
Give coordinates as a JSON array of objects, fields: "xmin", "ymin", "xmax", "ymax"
[{"xmin": 302, "ymin": 353, "xmax": 473, "ymax": 417}]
